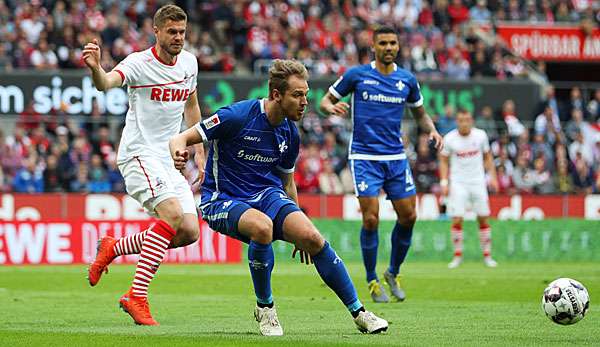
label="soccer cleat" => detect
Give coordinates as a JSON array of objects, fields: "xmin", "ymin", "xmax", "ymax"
[
  {"xmin": 383, "ymin": 271, "xmax": 406, "ymax": 302},
  {"xmin": 254, "ymin": 305, "xmax": 283, "ymax": 336},
  {"xmin": 119, "ymin": 289, "xmax": 159, "ymax": 326},
  {"xmin": 87, "ymin": 236, "xmax": 117, "ymax": 286},
  {"xmin": 448, "ymin": 256, "xmax": 463, "ymax": 269},
  {"xmin": 354, "ymin": 310, "xmax": 388, "ymax": 334},
  {"xmin": 368, "ymin": 280, "xmax": 390, "ymax": 303},
  {"xmin": 484, "ymin": 257, "xmax": 498, "ymax": 268}
]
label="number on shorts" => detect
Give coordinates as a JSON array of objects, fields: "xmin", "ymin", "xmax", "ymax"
[{"xmin": 405, "ymin": 168, "xmax": 414, "ymax": 186}]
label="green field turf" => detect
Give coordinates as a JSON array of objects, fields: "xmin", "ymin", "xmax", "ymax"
[{"xmin": 0, "ymin": 261, "xmax": 598, "ymax": 346}]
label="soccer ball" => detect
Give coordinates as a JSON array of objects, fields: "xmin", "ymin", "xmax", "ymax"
[{"xmin": 541, "ymin": 278, "xmax": 590, "ymax": 325}]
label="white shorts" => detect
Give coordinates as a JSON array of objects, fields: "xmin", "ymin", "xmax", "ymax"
[
  {"xmin": 447, "ymin": 181, "xmax": 490, "ymax": 217},
  {"xmin": 118, "ymin": 155, "xmax": 197, "ymax": 217}
]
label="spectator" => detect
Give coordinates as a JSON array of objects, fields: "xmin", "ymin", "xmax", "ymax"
[
  {"xmin": 469, "ymin": 0, "xmax": 491, "ymax": 22},
  {"xmin": 512, "ymin": 154, "xmax": 535, "ymax": 193},
  {"xmin": 70, "ymin": 163, "xmax": 89, "ymax": 193},
  {"xmin": 496, "ymin": 164, "xmax": 515, "ymax": 195},
  {"xmin": 88, "ymin": 154, "xmax": 111, "ymax": 193},
  {"xmin": 13, "ymin": 155, "xmax": 44, "ymax": 193},
  {"xmin": 30, "ymin": 39, "xmax": 58, "ymax": 70},
  {"xmin": 534, "ymin": 104, "xmax": 562, "ymax": 145},
  {"xmin": 319, "ymin": 160, "xmax": 344, "ymax": 195},
  {"xmin": 413, "ymin": 134, "xmax": 438, "ymax": 192},
  {"xmin": 586, "ymin": 89, "xmax": 600, "ymax": 121},
  {"xmin": 531, "ymin": 157, "xmax": 555, "ymax": 194},
  {"xmin": 106, "ymin": 156, "xmax": 125, "ymax": 192},
  {"xmin": 555, "ymin": 159, "xmax": 573, "ymax": 194},
  {"xmin": 572, "ymin": 157, "xmax": 594, "ymax": 194},
  {"xmin": 43, "ymin": 154, "xmax": 63, "ymax": 192},
  {"xmin": 565, "ymin": 109, "xmax": 590, "ymax": 142},
  {"xmin": 475, "ymin": 106, "xmax": 499, "ymax": 141},
  {"xmin": 569, "ymin": 131, "xmax": 594, "ymax": 165},
  {"xmin": 436, "ymin": 104, "xmax": 457, "ymax": 135},
  {"xmin": 444, "ymin": 48, "xmax": 470, "ymax": 80},
  {"xmin": 502, "ymin": 99, "xmax": 525, "ymax": 138},
  {"xmin": 565, "ymin": 87, "xmax": 586, "ymax": 120}
]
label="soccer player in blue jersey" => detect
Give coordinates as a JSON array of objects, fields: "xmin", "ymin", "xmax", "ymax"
[
  {"xmin": 320, "ymin": 26, "xmax": 443, "ymax": 303},
  {"xmin": 169, "ymin": 59, "xmax": 388, "ymax": 336}
]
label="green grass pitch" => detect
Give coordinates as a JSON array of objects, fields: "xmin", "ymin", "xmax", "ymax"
[{"xmin": 0, "ymin": 260, "xmax": 598, "ymax": 346}]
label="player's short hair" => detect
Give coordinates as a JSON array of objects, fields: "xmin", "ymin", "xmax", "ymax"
[
  {"xmin": 154, "ymin": 4, "xmax": 187, "ymax": 28},
  {"xmin": 268, "ymin": 59, "xmax": 309, "ymax": 98},
  {"xmin": 373, "ymin": 26, "xmax": 398, "ymax": 41}
]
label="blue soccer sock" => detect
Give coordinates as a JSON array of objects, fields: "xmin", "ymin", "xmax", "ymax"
[
  {"xmin": 248, "ymin": 241, "xmax": 274, "ymax": 305},
  {"xmin": 313, "ymin": 241, "xmax": 363, "ymax": 314},
  {"xmin": 388, "ymin": 223, "xmax": 414, "ymax": 276},
  {"xmin": 360, "ymin": 227, "xmax": 379, "ymax": 283}
]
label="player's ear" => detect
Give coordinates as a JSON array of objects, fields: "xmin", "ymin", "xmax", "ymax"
[{"xmin": 153, "ymin": 26, "xmax": 159, "ymax": 35}]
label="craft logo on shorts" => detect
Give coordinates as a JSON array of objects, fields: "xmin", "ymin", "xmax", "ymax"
[{"xmin": 203, "ymin": 114, "xmax": 220, "ymax": 129}]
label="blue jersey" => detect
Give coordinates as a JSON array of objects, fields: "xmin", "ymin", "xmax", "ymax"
[
  {"xmin": 329, "ymin": 62, "xmax": 423, "ymax": 160},
  {"xmin": 196, "ymin": 99, "xmax": 300, "ymax": 200}
]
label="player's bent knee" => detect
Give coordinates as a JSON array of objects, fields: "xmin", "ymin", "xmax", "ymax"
[
  {"xmin": 250, "ymin": 218, "xmax": 273, "ymax": 244},
  {"xmin": 302, "ymin": 229, "xmax": 325, "ymax": 255},
  {"xmin": 399, "ymin": 211, "xmax": 417, "ymax": 227},
  {"xmin": 363, "ymin": 213, "xmax": 379, "ymax": 230}
]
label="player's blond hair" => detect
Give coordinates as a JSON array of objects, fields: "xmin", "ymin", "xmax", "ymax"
[
  {"xmin": 154, "ymin": 4, "xmax": 187, "ymax": 28},
  {"xmin": 268, "ymin": 59, "xmax": 309, "ymax": 99}
]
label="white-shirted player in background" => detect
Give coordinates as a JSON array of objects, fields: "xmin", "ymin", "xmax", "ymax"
[
  {"xmin": 83, "ymin": 5, "xmax": 204, "ymax": 325},
  {"xmin": 439, "ymin": 109, "xmax": 498, "ymax": 269}
]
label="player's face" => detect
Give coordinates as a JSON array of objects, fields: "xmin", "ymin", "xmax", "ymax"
[
  {"xmin": 278, "ymin": 75, "xmax": 309, "ymax": 122},
  {"xmin": 155, "ymin": 20, "xmax": 186, "ymax": 56},
  {"xmin": 373, "ymin": 33, "xmax": 399, "ymax": 65},
  {"xmin": 456, "ymin": 112, "xmax": 473, "ymax": 135}
]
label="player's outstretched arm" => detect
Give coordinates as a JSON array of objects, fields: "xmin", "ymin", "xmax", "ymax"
[
  {"xmin": 169, "ymin": 127, "xmax": 203, "ymax": 171},
  {"xmin": 410, "ymin": 105, "xmax": 443, "ymax": 151},
  {"xmin": 319, "ymin": 91, "xmax": 349, "ymax": 117},
  {"xmin": 82, "ymin": 39, "xmax": 122, "ymax": 91}
]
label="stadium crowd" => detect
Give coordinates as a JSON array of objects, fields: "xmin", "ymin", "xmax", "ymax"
[
  {"xmin": 1, "ymin": 0, "xmax": 598, "ymax": 77},
  {"xmin": 1, "ymin": 85, "xmax": 600, "ymax": 195}
]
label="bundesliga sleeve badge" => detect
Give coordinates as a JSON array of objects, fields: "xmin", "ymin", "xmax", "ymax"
[{"xmin": 203, "ymin": 114, "xmax": 221, "ymax": 129}]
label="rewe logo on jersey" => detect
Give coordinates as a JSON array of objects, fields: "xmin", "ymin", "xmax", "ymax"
[{"xmin": 150, "ymin": 88, "xmax": 190, "ymax": 102}]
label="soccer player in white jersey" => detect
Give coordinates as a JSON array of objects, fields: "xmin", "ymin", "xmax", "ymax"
[
  {"xmin": 439, "ymin": 109, "xmax": 499, "ymax": 269},
  {"xmin": 82, "ymin": 5, "xmax": 205, "ymax": 325}
]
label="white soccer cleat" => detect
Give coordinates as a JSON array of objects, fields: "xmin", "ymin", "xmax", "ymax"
[
  {"xmin": 448, "ymin": 256, "xmax": 462, "ymax": 269},
  {"xmin": 354, "ymin": 310, "xmax": 388, "ymax": 334},
  {"xmin": 484, "ymin": 257, "xmax": 498, "ymax": 268},
  {"xmin": 254, "ymin": 305, "xmax": 283, "ymax": 336}
]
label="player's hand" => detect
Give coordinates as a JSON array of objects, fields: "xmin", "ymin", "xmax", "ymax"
[
  {"xmin": 292, "ymin": 246, "xmax": 313, "ymax": 265},
  {"xmin": 173, "ymin": 149, "xmax": 189, "ymax": 171},
  {"xmin": 429, "ymin": 130, "xmax": 444, "ymax": 151},
  {"xmin": 193, "ymin": 151, "xmax": 206, "ymax": 186},
  {"xmin": 327, "ymin": 102, "xmax": 350, "ymax": 117},
  {"xmin": 82, "ymin": 38, "xmax": 101, "ymax": 70}
]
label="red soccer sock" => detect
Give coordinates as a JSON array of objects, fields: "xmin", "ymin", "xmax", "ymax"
[
  {"xmin": 131, "ymin": 220, "xmax": 176, "ymax": 298},
  {"xmin": 479, "ymin": 223, "xmax": 492, "ymax": 258},
  {"xmin": 451, "ymin": 223, "xmax": 463, "ymax": 257},
  {"xmin": 113, "ymin": 227, "xmax": 152, "ymax": 256}
]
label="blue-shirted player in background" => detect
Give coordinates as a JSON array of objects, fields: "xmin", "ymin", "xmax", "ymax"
[
  {"xmin": 320, "ymin": 26, "xmax": 443, "ymax": 303},
  {"xmin": 169, "ymin": 60, "xmax": 388, "ymax": 335}
]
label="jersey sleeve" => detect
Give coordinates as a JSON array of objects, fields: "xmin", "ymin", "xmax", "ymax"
[
  {"xmin": 112, "ymin": 53, "xmax": 142, "ymax": 86},
  {"xmin": 328, "ymin": 67, "xmax": 357, "ymax": 100},
  {"xmin": 276, "ymin": 123, "xmax": 300, "ymax": 173},
  {"xmin": 406, "ymin": 74, "xmax": 424, "ymax": 108},
  {"xmin": 194, "ymin": 105, "xmax": 247, "ymax": 142},
  {"xmin": 189, "ymin": 54, "xmax": 198, "ymax": 93}
]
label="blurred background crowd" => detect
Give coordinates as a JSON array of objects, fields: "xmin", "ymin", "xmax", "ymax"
[
  {"xmin": 1, "ymin": 0, "xmax": 598, "ymax": 77},
  {"xmin": 0, "ymin": 0, "xmax": 599, "ymax": 195}
]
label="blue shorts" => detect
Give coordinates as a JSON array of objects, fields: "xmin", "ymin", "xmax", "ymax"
[
  {"xmin": 350, "ymin": 159, "xmax": 416, "ymax": 200},
  {"xmin": 199, "ymin": 187, "xmax": 301, "ymax": 244}
]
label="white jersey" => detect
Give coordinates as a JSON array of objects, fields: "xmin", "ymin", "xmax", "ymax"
[
  {"xmin": 113, "ymin": 46, "xmax": 198, "ymax": 163},
  {"xmin": 441, "ymin": 128, "xmax": 490, "ymax": 185}
]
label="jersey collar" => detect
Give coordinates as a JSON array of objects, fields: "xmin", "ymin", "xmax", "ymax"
[
  {"xmin": 151, "ymin": 46, "xmax": 178, "ymax": 66},
  {"xmin": 370, "ymin": 61, "xmax": 398, "ymax": 71},
  {"xmin": 260, "ymin": 98, "xmax": 266, "ymax": 114}
]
